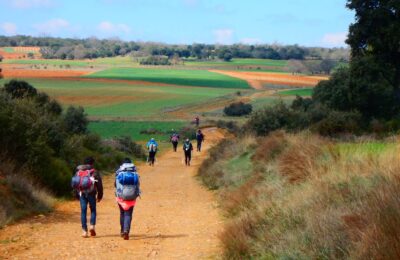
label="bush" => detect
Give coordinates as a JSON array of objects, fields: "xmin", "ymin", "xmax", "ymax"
[
  {"xmin": 223, "ymin": 102, "xmax": 253, "ymax": 117},
  {"xmin": 313, "ymin": 110, "xmax": 362, "ymax": 136},
  {"xmin": 140, "ymin": 55, "xmax": 171, "ymax": 65},
  {"xmin": 247, "ymin": 102, "xmax": 293, "ymax": 135}
]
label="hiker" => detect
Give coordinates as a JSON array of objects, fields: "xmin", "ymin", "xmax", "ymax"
[
  {"xmin": 170, "ymin": 130, "xmax": 180, "ymax": 152},
  {"xmin": 183, "ymin": 138, "xmax": 193, "ymax": 166},
  {"xmin": 194, "ymin": 116, "xmax": 200, "ymax": 127},
  {"xmin": 196, "ymin": 129, "xmax": 205, "ymax": 152},
  {"xmin": 146, "ymin": 138, "xmax": 158, "ymax": 166},
  {"xmin": 71, "ymin": 157, "xmax": 103, "ymax": 238},
  {"xmin": 115, "ymin": 158, "xmax": 141, "ymax": 240}
]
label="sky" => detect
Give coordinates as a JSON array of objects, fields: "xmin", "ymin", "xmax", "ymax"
[{"xmin": 0, "ymin": 0, "xmax": 354, "ymax": 47}]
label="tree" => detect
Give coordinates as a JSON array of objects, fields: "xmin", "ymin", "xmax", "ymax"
[
  {"xmin": 0, "ymin": 54, "xmax": 2, "ymax": 79},
  {"xmin": 64, "ymin": 106, "xmax": 88, "ymax": 134},
  {"xmin": 320, "ymin": 59, "xmax": 338, "ymax": 74},
  {"xmin": 346, "ymin": 0, "xmax": 400, "ymax": 105},
  {"xmin": 3, "ymin": 80, "xmax": 37, "ymax": 99}
]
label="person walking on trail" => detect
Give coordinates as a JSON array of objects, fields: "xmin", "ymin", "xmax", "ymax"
[
  {"xmin": 183, "ymin": 138, "xmax": 194, "ymax": 166},
  {"xmin": 115, "ymin": 158, "xmax": 141, "ymax": 240},
  {"xmin": 71, "ymin": 157, "xmax": 103, "ymax": 238},
  {"xmin": 194, "ymin": 116, "xmax": 200, "ymax": 127},
  {"xmin": 196, "ymin": 129, "xmax": 205, "ymax": 152},
  {"xmin": 170, "ymin": 130, "xmax": 180, "ymax": 152},
  {"xmin": 146, "ymin": 138, "xmax": 158, "ymax": 166}
]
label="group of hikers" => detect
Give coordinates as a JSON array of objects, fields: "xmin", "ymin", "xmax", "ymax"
[
  {"xmin": 145, "ymin": 128, "xmax": 205, "ymax": 167},
  {"xmin": 71, "ymin": 126, "xmax": 205, "ymax": 240}
]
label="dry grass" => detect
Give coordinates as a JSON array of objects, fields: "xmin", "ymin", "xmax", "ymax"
[
  {"xmin": 0, "ymin": 160, "xmax": 55, "ymax": 227},
  {"xmin": 200, "ymin": 131, "xmax": 400, "ymax": 259},
  {"xmin": 277, "ymin": 133, "xmax": 327, "ymax": 183}
]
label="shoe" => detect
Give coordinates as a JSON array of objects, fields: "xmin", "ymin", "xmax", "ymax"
[
  {"xmin": 82, "ymin": 230, "xmax": 88, "ymax": 238},
  {"xmin": 123, "ymin": 232, "xmax": 129, "ymax": 240},
  {"xmin": 89, "ymin": 225, "xmax": 96, "ymax": 237}
]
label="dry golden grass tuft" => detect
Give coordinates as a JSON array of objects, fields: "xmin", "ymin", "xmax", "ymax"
[{"xmin": 277, "ymin": 134, "xmax": 327, "ymax": 183}]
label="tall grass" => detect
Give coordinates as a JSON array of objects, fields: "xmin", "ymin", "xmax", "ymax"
[
  {"xmin": 198, "ymin": 131, "xmax": 400, "ymax": 259},
  {"xmin": 0, "ymin": 161, "xmax": 55, "ymax": 227}
]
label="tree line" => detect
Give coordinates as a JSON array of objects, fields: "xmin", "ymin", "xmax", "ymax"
[
  {"xmin": 247, "ymin": 0, "xmax": 400, "ymax": 136},
  {"xmin": 0, "ymin": 35, "xmax": 349, "ymax": 61}
]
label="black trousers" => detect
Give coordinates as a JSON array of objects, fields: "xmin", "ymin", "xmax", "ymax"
[
  {"xmin": 197, "ymin": 140, "xmax": 203, "ymax": 152},
  {"xmin": 172, "ymin": 141, "xmax": 178, "ymax": 152},
  {"xmin": 148, "ymin": 151, "xmax": 156, "ymax": 165},
  {"xmin": 184, "ymin": 151, "xmax": 192, "ymax": 165}
]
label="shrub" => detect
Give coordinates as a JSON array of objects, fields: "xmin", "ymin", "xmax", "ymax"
[
  {"xmin": 247, "ymin": 102, "xmax": 293, "ymax": 135},
  {"xmin": 224, "ymin": 102, "xmax": 252, "ymax": 117},
  {"xmin": 140, "ymin": 55, "xmax": 171, "ymax": 65},
  {"xmin": 64, "ymin": 106, "xmax": 88, "ymax": 134},
  {"xmin": 313, "ymin": 110, "xmax": 362, "ymax": 136}
]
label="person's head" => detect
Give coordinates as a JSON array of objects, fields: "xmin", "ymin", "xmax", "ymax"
[
  {"xmin": 186, "ymin": 138, "xmax": 190, "ymax": 142},
  {"xmin": 84, "ymin": 156, "xmax": 95, "ymax": 166},
  {"xmin": 122, "ymin": 158, "xmax": 132, "ymax": 164},
  {"xmin": 151, "ymin": 138, "xmax": 155, "ymax": 141},
  {"xmin": 197, "ymin": 129, "xmax": 201, "ymax": 133}
]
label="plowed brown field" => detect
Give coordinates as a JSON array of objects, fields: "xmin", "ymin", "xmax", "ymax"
[
  {"xmin": 2, "ymin": 69, "xmax": 89, "ymax": 78},
  {"xmin": 210, "ymin": 70, "xmax": 328, "ymax": 89},
  {"xmin": 0, "ymin": 47, "xmax": 41, "ymax": 59}
]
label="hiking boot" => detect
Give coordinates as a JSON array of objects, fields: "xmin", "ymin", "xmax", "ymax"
[
  {"xmin": 123, "ymin": 232, "xmax": 129, "ymax": 240},
  {"xmin": 82, "ymin": 230, "xmax": 88, "ymax": 238},
  {"xmin": 89, "ymin": 225, "xmax": 96, "ymax": 237}
]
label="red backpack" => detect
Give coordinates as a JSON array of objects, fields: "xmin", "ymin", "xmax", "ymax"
[{"xmin": 71, "ymin": 168, "xmax": 96, "ymax": 194}]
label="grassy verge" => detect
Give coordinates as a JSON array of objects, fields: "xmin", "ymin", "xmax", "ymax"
[
  {"xmin": 199, "ymin": 131, "xmax": 400, "ymax": 259},
  {"xmin": 278, "ymin": 88, "xmax": 313, "ymax": 96},
  {"xmin": 88, "ymin": 121, "xmax": 187, "ymax": 142}
]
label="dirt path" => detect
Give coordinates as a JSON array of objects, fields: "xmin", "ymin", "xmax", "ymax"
[{"xmin": 0, "ymin": 128, "xmax": 225, "ymax": 259}]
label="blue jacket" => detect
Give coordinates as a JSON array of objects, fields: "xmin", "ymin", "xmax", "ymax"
[{"xmin": 146, "ymin": 140, "xmax": 158, "ymax": 149}]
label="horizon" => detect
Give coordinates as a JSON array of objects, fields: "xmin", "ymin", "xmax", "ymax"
[{"xmin": 0, "ymin": 0, "xmax": 354, "ymax": 48}]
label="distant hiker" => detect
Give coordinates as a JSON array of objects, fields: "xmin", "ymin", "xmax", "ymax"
[
  {"xmin": 196, "ymin": 129, "xmax": 205, "ymax": 152},
  {"xmin": 170, "ymin": 130, "xmax": 180, "ymax": 152},
  {"xmin": 115, "ymin": 158, "xmax": 141, "ymax": 240},
  {"xmin": 183, "ymin": 138, "xmax": 193, "ymax": 166},
  {"xmin": 194, "ymin": 116, "xmax": 200, "ymax": 127},
  {"xmin": 71, "ymin": 157, "xmax": 103, "ymax": 238},
  {"xmin": 146, "ymin": 138, "xmax": 158, "ymax": 166}
]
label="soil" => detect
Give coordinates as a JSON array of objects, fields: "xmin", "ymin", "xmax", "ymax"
[
  {"xmin": 0, "ymin": 127, "xmax": 225, "ymax": 259},
  {"xmin": 210, "ymin": 70, "xmax": 328, "ymax": 89}
]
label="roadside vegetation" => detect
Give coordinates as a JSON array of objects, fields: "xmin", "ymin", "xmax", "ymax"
[
  {"xmin": 199, "ymin": 1, "xmax": 400, "ymax": 258},
  {"xmin": 0, "ymin": 80, "xmax": 146, "ymax": 227},
  {"xmin": 199, "ymin": 132, "xmax": 400, "ymax": 259}
]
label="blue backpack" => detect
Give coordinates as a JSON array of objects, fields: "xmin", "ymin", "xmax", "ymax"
[{"xmin": 116, "ymin": 171, "xmax": 140, "ymax": 200}]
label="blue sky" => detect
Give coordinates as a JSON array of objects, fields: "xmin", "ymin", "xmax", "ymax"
[{"xmin": 0, "ymin": 0, "xmax": 354, "ymax": 47}]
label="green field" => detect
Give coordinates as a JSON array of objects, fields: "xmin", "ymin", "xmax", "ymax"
[
  {"xmin": 86, "ymin": 68, "xmax": 250, "ymax": 89},
  {"xmin": 3, "ymin": 56, "xmax": 138, "ymax": 67},
  {"xmin": 278, "ymin": 88, "xmax": 313, "ymax": 96},
  {"xmin": 0, "ymin": 78, "xmax": 238, "ymax": 120},
  {"xmin": 88, "ymin": 121, "xmax": 186, "ymax": 141},
  {"xmin": 2, "ymin": 47, "xmax": 15, "ymax": 53},
  {"xmin": 184, "ymin": 58, "xmax": 287, "ymax": 67}
]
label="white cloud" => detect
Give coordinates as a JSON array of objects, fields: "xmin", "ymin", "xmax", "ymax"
[
  {"xmin": 1, "ymin": 22, "xmax": 17, "ymax": 35},
  {"xmin": 240, "ymin": 38, "xmax": 262, "ymax": 45},
  {"xmin": 33, "ymin": 19, "xmax": 70, "ymax": 34},
  {"xmin": 213, "ymin": 29, "xmax": 233, "ymax": 45},
  {"xmin": 321, "ymin": 32, "xmax": 348, "ymax": 47},
  {"xmin": 97, "ymin": 21, "xmax": 131, "ymax": 34},
  {"xmin": 8, "ymin": 0, "xmax": 54, "ymax": 8}
]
